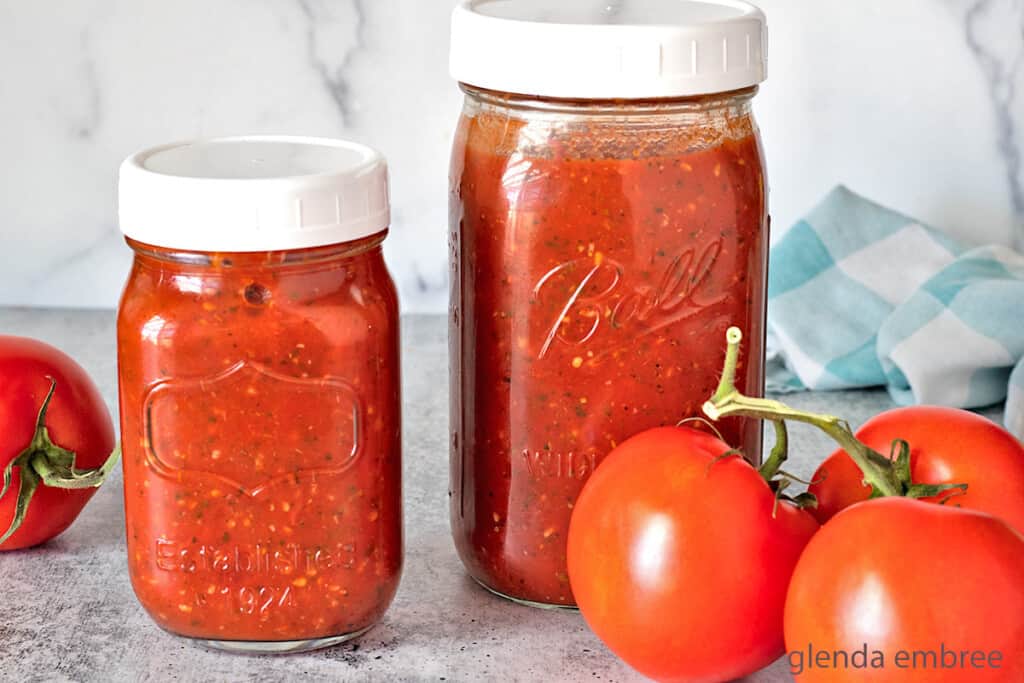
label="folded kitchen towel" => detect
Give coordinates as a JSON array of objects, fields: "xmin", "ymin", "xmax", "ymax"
[{"xmin": 767, "ymin": 185, "xmax": 1024, "ymax": 440}]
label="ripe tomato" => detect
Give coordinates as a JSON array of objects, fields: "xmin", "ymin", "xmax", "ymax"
[
  {"xmin": 808, "ymin": 406, "xmax": 1024, "ymax": 533},
  {"xmin": 567, "ymin": 426, "xmax": 819, "ymax": 683},
  {"xmin": 785, "ymin": 498, "xmax": 1024, "ymax": 682},
  {"xmin": 0, "ymin": 336, "xmax": 116, "ymax": 550}
]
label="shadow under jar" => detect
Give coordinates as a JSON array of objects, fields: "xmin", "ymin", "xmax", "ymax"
[
  {"xmin": 449, "ymin": 0, "xmax": 770, "ymax": 607},
  {"xmin": 117, "ymin": 137, "xmax": 402, "ymax": 652}
]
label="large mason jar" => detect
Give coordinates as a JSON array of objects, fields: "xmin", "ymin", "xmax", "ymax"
[
  {"xmin": 449, "ymin": 0, "xmax": 770, "ymax": 607},
  {"xmin": 117, "ymin": 137, "xmax": 402, "ymax": 652}
]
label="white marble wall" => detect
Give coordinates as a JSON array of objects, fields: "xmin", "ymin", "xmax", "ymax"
[{"xmin": 0, "ymin": 0, "xmax": 1021, "ymax": 313}]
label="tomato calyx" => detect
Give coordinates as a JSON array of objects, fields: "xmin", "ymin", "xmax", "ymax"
[
  {"xmin": 0, "ymin": 378, "xmax": 121, "ymax": 544},
  {"xmin": 703, "ymin": 328, "xmax": 968, "ymax": 503},
  {"xmin": 881, "ymin": 437, "xmax": 969, "ymax": 502}
]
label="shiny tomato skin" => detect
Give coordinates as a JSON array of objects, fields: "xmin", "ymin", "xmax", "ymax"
[
  {"xmin": 808, "ymin": 406, "xmax": 1024, "ymax": 533},
  {"xmin": 567, "ymin": 426, "xmax": 820, "ymax": 683},
  {"xmin": 0, "ymin": 336, "xmax": 115, "ymax": 550},
  {"xmin": 785, "ymin": 498, "xmax": 1024, "ymax": 682}
]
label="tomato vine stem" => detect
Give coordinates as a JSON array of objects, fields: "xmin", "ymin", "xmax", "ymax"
[
  {"xmin": 704, "ymin": 328, "xmax": 909, "ymax": 500},
  {"xmin": 758, "ymin": 419, "xmax": 788, "ymax": 481}
]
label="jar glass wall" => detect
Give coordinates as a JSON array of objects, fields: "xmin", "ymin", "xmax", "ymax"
[
  {"xmin": 118, "ymin": 235, "xmax": 402, "ymax": 651},
  {"xmin": 449, "ymin": 87, "xmax": 768, "ymax": 606}
]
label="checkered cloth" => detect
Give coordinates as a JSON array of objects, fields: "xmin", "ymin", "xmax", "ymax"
[{"xmin": 767, "ymin": 185, "xmax": 1024, "ymax": 440}]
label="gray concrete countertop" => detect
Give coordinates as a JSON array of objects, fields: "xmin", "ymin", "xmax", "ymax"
[{"xmin": 0, "ymin": 309, "xmax": 1003, "ymax": 683}]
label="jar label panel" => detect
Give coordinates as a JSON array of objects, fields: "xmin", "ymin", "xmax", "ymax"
[{"xmin": 143, "ymin": 361, "xmax": 363, "ymax": 496}]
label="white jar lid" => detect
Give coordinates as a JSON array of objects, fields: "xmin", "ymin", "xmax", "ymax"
[
  {"xmin": 119, "ymin": 136, "xmax": 390, "ymax": 253},
  {"xmin": 450, "ymin": 0, "xmax": 767, "ymax": 99}
]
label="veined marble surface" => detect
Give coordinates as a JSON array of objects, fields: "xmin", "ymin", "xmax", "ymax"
[{"xmin": 0, "ymin": 0, "xmax": 1021, "ymax": 313}]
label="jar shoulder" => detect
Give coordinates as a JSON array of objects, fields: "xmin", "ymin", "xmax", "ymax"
[
  {"xmin": 454, "ymin": 88, "xmax": 763, "ymax": 163},
  {"xmin": 117, "ymin": 252, "xmax": 400, "ymax": 357}
]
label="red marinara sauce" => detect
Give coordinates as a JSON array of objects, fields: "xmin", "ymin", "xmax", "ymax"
[
  {"xmin": 117, "ymin": 138, "xmax": 401, "ymax": 651},
  {"xmin": 449, "ymin": 0, "xmax": 770, "ymax": 607}
]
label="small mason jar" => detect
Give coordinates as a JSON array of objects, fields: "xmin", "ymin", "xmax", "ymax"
[
  {"xmin": 117, "ymin": 137, "xmax": 402, "ymax": 652},
  {"xmin": 449, "ymin": 1, "xmax": 770, "ymax": 607}
]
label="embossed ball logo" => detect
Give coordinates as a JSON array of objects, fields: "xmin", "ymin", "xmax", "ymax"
[
  {"xmin": 142, "ymin": 362, "xmax": 363, "ymax": 497},
  {"xmin": 533, "ymin": 240, "xmax": 726, "ymax": 361}
]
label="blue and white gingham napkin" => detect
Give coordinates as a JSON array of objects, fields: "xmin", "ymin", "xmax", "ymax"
[{"xmin": 767, "ymin": 185, "xmax": 1024, "ymax": 440}]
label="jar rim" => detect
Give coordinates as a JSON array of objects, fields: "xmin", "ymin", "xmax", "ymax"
[
  {"xmin": 125, "ymin": 230, "xmax": 389, "ymax": 267},
  {"xmin": 460, "ymin": 83, "xmax": 758, "ymax": 112}
]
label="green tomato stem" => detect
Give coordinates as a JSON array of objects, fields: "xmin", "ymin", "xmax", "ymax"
[
  {"xmin": 30, "ymin": 443, "xmax": 121, "ymax": 490},
  {"xmin": 0, "ymin": 378, "xmax": 121, "ymax": 545},
  {"xmin": 758, "ymin": 419, "xmax": 789, "ymax": 481},
  {"xmin": 704, "ymin": 328, "xmax": 904, "ymax": 499}
]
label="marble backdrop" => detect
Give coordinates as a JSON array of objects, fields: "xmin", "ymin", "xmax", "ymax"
[{"xmin": 0, "ymin": 0, "xmax": 1021, "ymax": 313}]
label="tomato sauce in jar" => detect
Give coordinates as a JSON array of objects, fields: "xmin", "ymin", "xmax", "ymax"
[
  {"xmin": 449, "ymin": 1, "xmax": 769, "ymax": 606},
  {"xmin": 117, "ymin": 137, "xmax": 401, "ymax": 651}
]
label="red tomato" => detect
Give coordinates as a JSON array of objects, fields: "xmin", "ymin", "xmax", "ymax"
[
  {"xmin": 785, "ymin": 498, "xmax": 1024, "ymax": 682},
  {"xmin": 808, "ymin": 407, "xmax": 1024, "ymax": 533},
  {"xmin": 567, "ymin": 426, "xmax": 819, "ymax": 683},
  {"xmin": 0, "ymin": 336, "xmax": 116, "ymax": 550}
]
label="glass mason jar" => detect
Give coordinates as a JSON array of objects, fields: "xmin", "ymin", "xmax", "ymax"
[
  {"xmin": 117, "ymin": 137, "xmax": 402, "ymax": 652},
  {"xmin": 449, "ymin": 1, "xmax": 769, "ymax": 607}
]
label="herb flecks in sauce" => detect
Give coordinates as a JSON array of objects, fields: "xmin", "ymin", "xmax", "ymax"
[
  {"xmin": 119, "ymin": 237, "xmax": 402, "ymax": 641},
  {"xmin": 451, "ymin": 97, "xmax": 768, "ymax": 606}
]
